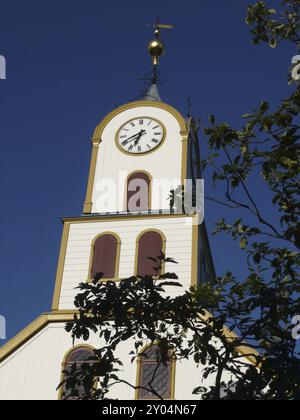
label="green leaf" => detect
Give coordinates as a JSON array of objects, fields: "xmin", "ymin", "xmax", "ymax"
[
  {"xmin": 241, "ymin": 144, "xmax": 248, "ymax": 154},
  {"xmin": 209, "ymin": 115, "xmax": 216, "ymax": 125},
  {"xmin": 158, "ymin": 273, "xmax": 179, "ymax": 280},
  {"xmin": 159, "ymin": 281, "xmax": 183, "ymax": 288},
  {"xmin": 253, "ymin": 253, "xmax": 261, "ymax": 264},
  {"xmin": 240, "ymin": 237, "xmax": 248, "ymax": 250},
  {"xmin": 260, "ymin": 101, "xmax": 269, "ymax": 113}
]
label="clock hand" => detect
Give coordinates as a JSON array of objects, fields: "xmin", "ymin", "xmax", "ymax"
[
  {"xmin": 122, "ymin": 131, "xmax": 146, "ymax": 148},
  {"xmin": 134, "ymin": 130, "xmax": 145, "ymax": 146},
  {"xmin": 123, "ymin": 130, "xmax": 145, "ymax": 143}
]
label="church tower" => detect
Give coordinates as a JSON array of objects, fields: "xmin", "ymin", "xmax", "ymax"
[{"xmin": 0, "ymin": 23, "xmax": 216, "ymax": 400}]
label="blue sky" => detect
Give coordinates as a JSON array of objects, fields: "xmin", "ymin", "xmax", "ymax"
[{"xmin": 0, "ymin": 0, "xmax": 295, "ymax": 343}]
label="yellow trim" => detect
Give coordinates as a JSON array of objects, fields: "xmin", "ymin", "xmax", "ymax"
[
  {"xmin": 83, "ymin": 100, "xmax": 188, "ymax": 214},
  {"xmin": 134, "ymin": 229, "xmax": 167, "ymax": 277},
  {"xmin": 58, "ymin": 344, "xmax": 96, "ymax": 400},
  {"xmin": 170, "ymin": 354, "xmax": 176, "ymax": 400},
  {"xmin": 135, "ymin": 342, "xmax": 176, "ymax": 400},
  {"xmin": 51, "ymin": 309, "xmax": 79, "ymax": 315},
  {"xmin": 115, "ymin": 116, "xmax": 166, "ymax": 156},
  {"xmin": 125, "ymin": 170, "xmax": 152, "ymax": 212},
  {"xmin": 191, "ymin": 223, "xmax": 199, "ymax": 287},
  {"xmin": 51, "ymin": 223, "xmax": 71, "ymax": 310},
  {"xmin": 87, "ymin": 232, "xmax": 121, "ymax": 283},
  {"xmin": 63, "ymin": 213, "xmax": 193, "ymax": 224},
  {"xmin": 0, "ymin": 312, "xmax": 77, "ymax": 364},
  {"xmin": 181, "ymin": 130, "xmax": 189, "ymax": 187},
  {"xmin": 181, "ymin": 117, "xmax": 192, "ymax": 187},
  {"xmin": 83, "ymin": 142, "xmax": 100, "ymax": 214}
]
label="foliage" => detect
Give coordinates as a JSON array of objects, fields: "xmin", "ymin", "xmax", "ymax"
[
  {"xmin": 246, "ymin": 0, "xmax": 300, "ymax": 47},
  {"xmin": 59, "ymin": 256, "xmax": 264, "ymax": 400}
]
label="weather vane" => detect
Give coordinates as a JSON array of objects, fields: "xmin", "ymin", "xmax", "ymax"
[{"xmin": 147, "ymin": 18, "xmax": 173, "ymax": 84}]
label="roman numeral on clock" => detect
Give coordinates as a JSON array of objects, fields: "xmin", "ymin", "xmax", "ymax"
[{"xmin": 152, "ymin": 139, "xmax": 159, "ymax": 143}]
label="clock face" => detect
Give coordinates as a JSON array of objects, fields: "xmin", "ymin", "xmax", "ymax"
[{"xmin": 116, "ymin": 117, "xmax": 165, "ymax": 155}]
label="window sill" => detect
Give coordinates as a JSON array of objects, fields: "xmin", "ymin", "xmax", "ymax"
[{"xmin": 87, "ymin": 277, "xmax": 121, "ymax": 284}]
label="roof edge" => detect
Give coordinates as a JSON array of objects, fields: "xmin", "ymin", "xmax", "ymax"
[
  {"xmin": 0, "ymin": 311, "xmax": 77, "ymax": 364},
  {"xmin": 0, "ymin": 308, "xmax": 259, "ymax": 367}
]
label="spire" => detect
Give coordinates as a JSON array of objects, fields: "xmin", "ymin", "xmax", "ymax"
[{"xmin": 144, "ymin": 83, "xmax": 162, "ymax": 102}]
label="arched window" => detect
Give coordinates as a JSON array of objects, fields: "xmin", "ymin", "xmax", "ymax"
[
  {"xmin": 127, "ymin": 171, "xmax": 151, "ymax": 212},
  {"xmin": 60, "ymin": 346, "xmax": 95, "ymax": 400},
  {"xmin": 90, "ymin": 233, "xmax": 120, "ymax": 281},
  {"xmin": 136, "ymin": 344, "xmax": 175, "ymax": 400},
  {"xmin": 136, "ymin": 230, "xmax": 165, "ymax": 277}
]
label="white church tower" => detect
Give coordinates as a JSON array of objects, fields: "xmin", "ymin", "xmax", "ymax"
[{"xmin": 0, "ymin": 23, "xmax": 217, "ymax": 400}]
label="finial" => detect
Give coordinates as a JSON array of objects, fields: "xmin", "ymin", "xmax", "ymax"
[{"xmin": 147, "ymin": 17, "xmax": 173, "ymax": 83}]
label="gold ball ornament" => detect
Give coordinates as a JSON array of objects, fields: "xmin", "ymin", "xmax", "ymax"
[{"xmin": 148, "ymin": 39, "xmax": 165, "ymax": 64}]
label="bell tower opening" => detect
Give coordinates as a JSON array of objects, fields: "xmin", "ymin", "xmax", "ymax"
[{"xmin": 127, "ymin": 171, "xmax": 151, "ymax": 212}]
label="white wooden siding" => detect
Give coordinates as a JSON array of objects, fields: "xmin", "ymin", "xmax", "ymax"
[
  {"xmin": 0, "ymin": 322, "xmax": 230, "ymax": 401},
  {"xmin": 58, "ymin": 216, "xmax": 194, "ymax": 310}
]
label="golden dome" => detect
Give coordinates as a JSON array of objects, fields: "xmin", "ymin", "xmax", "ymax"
[{"xmin": 148, "ymin": 39, "xmax": 165, "ymax": 64}]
